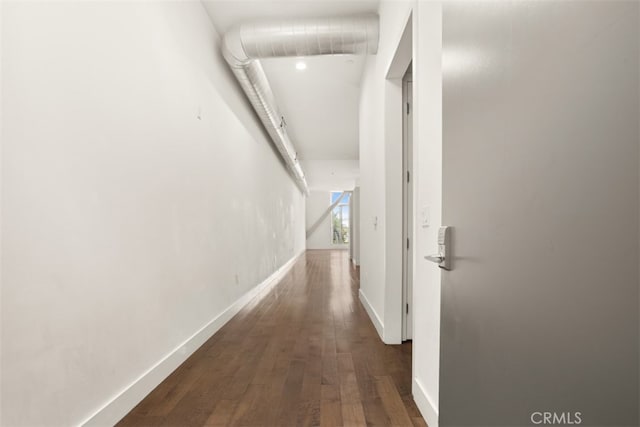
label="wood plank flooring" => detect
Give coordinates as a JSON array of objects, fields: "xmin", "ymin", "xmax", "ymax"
[{"xmin": 118, "ymin": 250, "xmax": 426, "ymax": 427}]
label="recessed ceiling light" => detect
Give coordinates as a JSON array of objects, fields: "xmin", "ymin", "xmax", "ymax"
[{"xmin": 296, "ymin": 60, "xmax": 307, "ymax": 71}]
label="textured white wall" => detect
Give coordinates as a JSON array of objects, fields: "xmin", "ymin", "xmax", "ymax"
[{"xmin": 0, "ymin": 2, "xmax": 305, "ymax": 425}]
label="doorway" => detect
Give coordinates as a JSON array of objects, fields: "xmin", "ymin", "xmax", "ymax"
[{"xmin": 381, "ymin": 9, "xmax": 412, "ymax": 345}]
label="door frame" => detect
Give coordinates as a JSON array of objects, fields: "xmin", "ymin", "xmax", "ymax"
[
  {"xmin": 402, "ymin": 67, "xmax": 414, "ymax": 341},
  {"xmin": 382, "ymin": 11, "xmax": 413, "ymax": 344}
]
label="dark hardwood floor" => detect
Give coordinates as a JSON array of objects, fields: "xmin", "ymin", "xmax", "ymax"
[{"xmin": 118, "ymin": 250, "xmax": 426, "ymax": 426}]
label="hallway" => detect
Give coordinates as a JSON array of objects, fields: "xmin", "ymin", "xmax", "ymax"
[
  {"xmin": 119, "ymin": 251, "xmax": 425, "ymax": 426},
  {"xmin": 3, "ymin": 1, "xmax": 639, "ymax": 425}
]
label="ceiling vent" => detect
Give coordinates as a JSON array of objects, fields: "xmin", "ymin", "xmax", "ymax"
[{"xmin": 222, "ymin": 15, "xmax": 379, "ymax": 194}]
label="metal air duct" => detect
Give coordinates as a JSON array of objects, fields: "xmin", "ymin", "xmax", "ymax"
[{"xmin": 221, "ymin": 15, "xmax": 379, "ymax": 194}]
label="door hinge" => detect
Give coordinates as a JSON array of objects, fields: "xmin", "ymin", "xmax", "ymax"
[
  {"xmin": 407, "ymin": 171, "xmax": 410, "ymax": 183},
  {"xmin": 406, "ymin": 303, "xmax": 409, "ymax": 314},
  {"xmin": 407, "ymin": 238, "xmax": 410, "ymax": 250},
  {"xmin": 406, "ymin": 102, "xmax": 410, "ymax": 115}
]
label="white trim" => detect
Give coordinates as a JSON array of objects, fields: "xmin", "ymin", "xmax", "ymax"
[
  {"xmin": 385, "ymin": 7, "xmax": 414, "ymax": 78},
  {"xmin": 358, "ymin": 289, "xmax": 384, "ymax": 341},
  {"xmin": 413, "ymin": 377, "xmax": 439, "ymax": 427},
  {"xmin": 80, "ymin": 250, "xmax": 305, "ymax": 427}
]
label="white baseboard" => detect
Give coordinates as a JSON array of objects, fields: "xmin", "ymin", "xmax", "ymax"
[
  {"xmin": 358, "ymin": 289, "xmax": 384, "ymax": 341},
  {"xmin": 413, "ymin": 377, "xmax": 439, "ymax": 427},
  {"xmin": 81, "ymin": 250, "xmax": 305, "ymax": 427}
]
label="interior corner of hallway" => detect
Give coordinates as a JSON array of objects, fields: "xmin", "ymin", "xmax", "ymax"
[{"xmin": 0, "ymin": 2, "xmax": 305, "ymax": 425}]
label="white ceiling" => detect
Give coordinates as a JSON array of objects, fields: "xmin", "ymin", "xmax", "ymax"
[
  {"xmin": 202, "ymin": 0, "xmax": 379, "ymax": 165},
  {"xmin": 300, "ymin": 159, "xmax": 360, "ymax": 191},
  {"xmin": 260, "ymin": 55, "xmax": 364, "ymax": 160},
  {"xmin": 202, "ymin": 0, "xmax": 379, "ymax": 36}
]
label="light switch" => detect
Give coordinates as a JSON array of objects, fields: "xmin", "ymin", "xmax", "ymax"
[{"xmin": 421, "ymin": 206, "xmax": 430, "ymax": 228}]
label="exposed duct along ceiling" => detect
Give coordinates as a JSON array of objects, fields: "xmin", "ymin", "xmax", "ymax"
[{"xmin": 221, "ymin": 14, "xmax": 379, "ymax": 194}]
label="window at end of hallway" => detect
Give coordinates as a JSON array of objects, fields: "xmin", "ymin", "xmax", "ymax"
[{"xmin": 331, "ymin": 191, "xmax": 350, "ymax": 245}]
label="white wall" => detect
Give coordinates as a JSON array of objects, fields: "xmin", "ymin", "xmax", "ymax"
[
  {"xmin": 358, "ymin": 0, "xmax": 413, "ymax": 342},
  {"xmin": 359, "ymin": 2, "xmax": 442, "ymax": 425},
  {"xmin": 0, "ymin": 2, "xmax": 305, "ymax": 426},
  {"xmin": 352, "ymin": 186, "xmax": 361, "ymax": 266},
  {"xmin": 411, "ymin": 2, "xmax": 442, "ymax": 426},
  {"xmin": 305, "ymin": 190, "xmax": 348, "ymax": 250}
]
